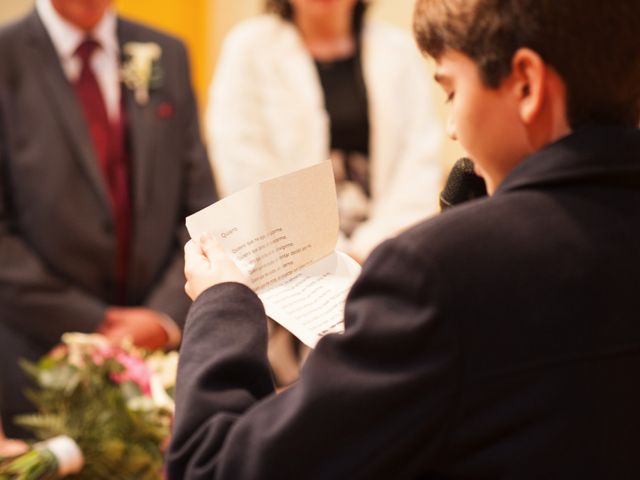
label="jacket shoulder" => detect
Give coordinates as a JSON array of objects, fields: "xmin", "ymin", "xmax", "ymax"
[
  {"xmin": 362, "ymin": 19, "xmax": 427, "ymax": 76},
  {"xmin": 222, "ymin": 15, "xmax": 294, "ymax": 53},
  {"xmin": 117, "ymin": 16, "xmax": 186, "ymax": 53},
  {"xmin": 391, "ymin": 195, "xmax": 517, "ymax": 260},
  {"xmin": 0, "ymin": 11, "xmax": 35, "ymax": 44},
  {"xmin": 0, "ymin": 12, "xmax": 38, "ymax": 84},
  {"xmin": 364, "ymin": 20, "xmax": 420, "ymax": 53}
]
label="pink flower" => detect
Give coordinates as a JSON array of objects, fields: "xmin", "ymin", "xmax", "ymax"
[
  {"xmin": 110, "ymin": 352, "xmax": 152, "ymax": 396},
  {"xmin": 91, "ymin": 344, "xmax": 117, "ymax": 366}
]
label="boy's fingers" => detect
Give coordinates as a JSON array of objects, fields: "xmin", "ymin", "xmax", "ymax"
[{"xmin": 199, "ymin": 233, "xmax": 227, "ymax": 260}]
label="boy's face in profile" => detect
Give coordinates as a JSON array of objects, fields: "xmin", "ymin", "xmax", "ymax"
[{"xmin": 434, "ymin": 49, "xmax": 534, "ymax": 194}]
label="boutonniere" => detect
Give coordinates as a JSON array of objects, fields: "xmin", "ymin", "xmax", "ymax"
[{"xmin": 121, "ymin": 42, "xmax": 163, "ymax": 106}]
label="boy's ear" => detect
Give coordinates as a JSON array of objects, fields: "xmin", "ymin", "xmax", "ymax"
[{"xmin": 510, "ymin": 48, "xmax": 547, "ymax": 124}]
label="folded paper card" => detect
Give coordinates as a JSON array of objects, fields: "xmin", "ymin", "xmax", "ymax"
[{"xmin": 185, "ymin": 161, "xmax": 361, "ymax": 347}]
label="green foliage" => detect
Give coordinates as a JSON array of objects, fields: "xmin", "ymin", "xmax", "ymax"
[
  {"xmin": 0, "ymin": 335, "xmax": 175, "ymax": 480},
  {"xmin": 0, "ymin": 449, "xmax": 58, "ymax": 480}
]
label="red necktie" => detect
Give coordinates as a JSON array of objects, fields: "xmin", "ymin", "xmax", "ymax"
[{"xmin": 74, "ymin": 39, "xmax": 131, "ymax": 303}]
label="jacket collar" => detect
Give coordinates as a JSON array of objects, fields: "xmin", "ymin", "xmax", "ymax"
[
  {"xmin": 23, "ymin": 10, "xmax": 113, "ymax": 216},
  {"xmin": 497, "ymin": 125, "xmax": 640, "ymax": 194}
]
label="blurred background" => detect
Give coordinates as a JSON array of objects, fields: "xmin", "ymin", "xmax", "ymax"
[{"xmin": 0, "ymin": 0, "xmax": 465, "ymax": 171}]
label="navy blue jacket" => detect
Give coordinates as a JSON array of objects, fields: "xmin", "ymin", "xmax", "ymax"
[{"xmin": 169, "ymin": 126, "xmax": 640, "ymax": 479}]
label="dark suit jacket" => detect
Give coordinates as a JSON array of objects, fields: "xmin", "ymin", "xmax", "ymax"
[
  {"xmin": 168, "ymin": 126, "xmax": 640, "ymax": 479},
  {"xmin": 0, "ymin": 11, "xmax": 215, "ymax": 435}
]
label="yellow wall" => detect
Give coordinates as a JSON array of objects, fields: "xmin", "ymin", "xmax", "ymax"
[
  {"xmin": 115, "ymin": 0, "xmax": 210, "ymax": 109},
  {"xmin": 0, "ymin": 0, "xmax": 32, "ymax": 24}
]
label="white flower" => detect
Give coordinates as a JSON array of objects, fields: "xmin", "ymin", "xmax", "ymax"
[
  {"xmin": 149, "ymin": 374, "xmax": 175, "ymax": 413},
  {"xmin": 127, "ymin": 395, "xmax": 155, "ymax": 412},
  {"xmin": 127, "ymin": 375, "xmax": 175, "ymax": 414},
  {"xmin": 61, "ymin": 333, "xmax": 110, "ymax": 367},
  {"xmin": 145, "ymin": 350, "xmax": 179, "ymax": 389},
  {"xmin": 121, "ymin": 42, "xmax": 162, "ymax": 105}
]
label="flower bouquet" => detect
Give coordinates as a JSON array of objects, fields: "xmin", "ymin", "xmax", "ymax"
[{"xmin": 0, "ymin": 333, "xmax": 178, "ymax": 479}]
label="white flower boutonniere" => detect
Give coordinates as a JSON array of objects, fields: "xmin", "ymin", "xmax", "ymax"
[{"xmin": 121, "ymin": 42, "xmax": 163, "ymax": 106}]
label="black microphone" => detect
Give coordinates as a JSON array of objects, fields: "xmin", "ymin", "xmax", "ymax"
[{"xmin": 439, "ymin": 158, "xmax": 487, "ymax": 211}]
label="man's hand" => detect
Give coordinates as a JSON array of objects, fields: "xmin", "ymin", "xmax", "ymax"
[
  {"xmin": 184, "ymin": 234, "xmax": 249, "ymax": 301},
  {"xmin": 0, "ymin": 437, "xmax": 28, "ymax": 457},
  {"xmin": 98, "ymin": 307, "xmax": 169, "ymax": 350},
  {"xmin": 0, "ymin": 423, "xmax": 28, "ymax": 457}
]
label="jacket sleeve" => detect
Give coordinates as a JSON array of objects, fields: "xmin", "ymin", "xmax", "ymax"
[
  {"xmin": 348, "ymin": 32, "xmax": 443, "ymax": 260},
  {"xmin": 0, "ymin": 91, "xmax": 106, "ymax": 348},
  {"xmin": 205, "ymin": 24, "xmax": 291, "ymax": 197},
  {"xmin": 143, "ymin": 41, "xmax": 217, "ymax": 327},
  {"xmin": 168, "ymin": 237, "xmax": 460, "ymax": 479}
]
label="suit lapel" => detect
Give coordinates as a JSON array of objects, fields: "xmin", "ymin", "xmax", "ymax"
[
  {"xmin": 117, "ymin": 19, "xmax": 158, "ymax": 216},
  {"xmin": 24, "ymin": 12, "xmax": 112, "ymax": 216}
]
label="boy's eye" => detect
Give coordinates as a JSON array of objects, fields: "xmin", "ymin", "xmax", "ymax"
[{"xmin": 446, "ymin": 92, "xmax": 455, "ymax": 104}]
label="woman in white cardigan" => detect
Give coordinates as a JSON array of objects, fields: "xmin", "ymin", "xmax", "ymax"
[{"xmin": 207, "ymin": 0, "xmax": 443, "ymax": 264}]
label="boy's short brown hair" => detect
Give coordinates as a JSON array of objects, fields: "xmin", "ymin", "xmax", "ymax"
[{"xmin": 414, "ymin": 0, "xmax": 640, "ymax": 128}]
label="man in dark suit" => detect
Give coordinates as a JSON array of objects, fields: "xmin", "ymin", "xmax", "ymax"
[
  {"xmin": 0, "ymin": 0, "xmax": 216, "ymax": 437},
  {"xmin": 168, "ymin": 0, "xmax": 640, "ymax": 478}
]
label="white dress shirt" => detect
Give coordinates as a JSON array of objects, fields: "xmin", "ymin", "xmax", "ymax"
[{"xmin": 36, "ymin": 0, "xmax": 121, "ymax": 123}]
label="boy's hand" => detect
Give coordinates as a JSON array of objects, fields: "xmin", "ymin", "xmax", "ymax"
[{"xmin": 184, "ymin": 234, "xmax": 249, "ymax": 301}]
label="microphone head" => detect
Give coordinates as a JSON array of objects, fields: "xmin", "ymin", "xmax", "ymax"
[{"xmin": 439, "ymin": 157, "xmax": 488, "ymax": 211}]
